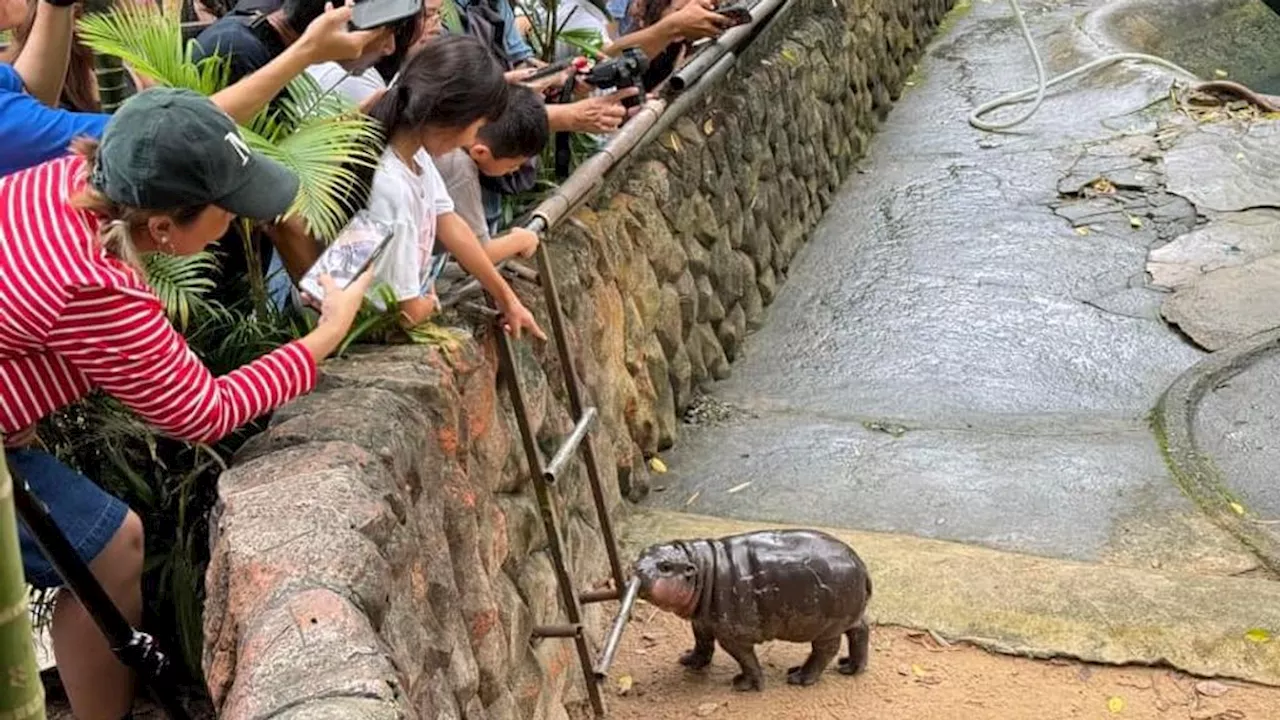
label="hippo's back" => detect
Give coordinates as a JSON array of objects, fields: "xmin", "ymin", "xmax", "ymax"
[{"xmin": 707, "ymin": 530, "xmax": 869, "ymax": 643}]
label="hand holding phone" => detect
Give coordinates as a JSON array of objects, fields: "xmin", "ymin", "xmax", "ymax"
[
  {"xmin": 349, "ymin": 0, "xmax": 422, "ymax": 31},
  {"xmin": 717, "ymin": 3, "xmax": 752, "ymax": 26},
  {"xmin": 299, "ymin": 211, "xmax": 394, "ymax": 302}
]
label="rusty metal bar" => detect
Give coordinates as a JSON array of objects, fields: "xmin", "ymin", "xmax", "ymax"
[
  {"xmin": 531, "ymin": 624, "xmax": 583, "ymax": 639},
  {"xmin": 490, "ymin": 301, "xmax": 606, "ymax": 717},
  {"xmin": 579, "ymin": 587, "xmax": 621, "ymax": 604},
  {"xmin": 593, "ymin": 576, "xmax": 642, "ymax": 680},
  {"xmin": 544, "ymin": 407, "xmax": 598, "ymax": 485},
  {"xmin": 532, "ymin": 242, "xmax": 628, "ymax": 599}
]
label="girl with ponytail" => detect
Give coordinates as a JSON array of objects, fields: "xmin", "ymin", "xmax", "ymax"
[{"xmin": 353, "ymin": 34, "xmax": 544, "ymax": 337}]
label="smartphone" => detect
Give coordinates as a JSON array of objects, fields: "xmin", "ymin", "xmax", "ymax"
[
  {"xmin": 298, "ymin": 212, "xmax": 394, "ymax": 301},
  {"xmin": 349, "ymin": 0, "xmax": 423, "ymax": 31},
  {"xmin": 717, "ymin": 3, "xmax": 752, "ymax": 26},
  {"xmin": 520, "ymin": 59, "xmax": 573, "ymax": 83}
]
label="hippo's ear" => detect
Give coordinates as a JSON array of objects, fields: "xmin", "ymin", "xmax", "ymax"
[{"xmin": 682, "ymin": 564, "xmax": 697, "ymax": 579}]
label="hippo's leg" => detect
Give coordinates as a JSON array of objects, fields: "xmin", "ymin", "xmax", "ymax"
[
  {"xmin": 718, "ymin": 638, "xmax": 763, "ymax": 692},
  {"xmin": 786, "ymin": 634, "xmax": 840, "ymax": 686},
  {"xmin": 837, "ymin": 616, "xmax": 870, "ymax": 675},
  {"xmin": 679, "ymin": 620, "xmax": 715, "ymax": 669}
]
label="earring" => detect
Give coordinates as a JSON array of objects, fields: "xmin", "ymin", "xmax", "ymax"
[{"xmin": 159, "ymin": 235, "xmax": 171, "ymax": 247}]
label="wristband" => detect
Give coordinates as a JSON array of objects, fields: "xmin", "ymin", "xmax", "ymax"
[{"xmin": 42, "ymin": 0, "xmax": 78, "ymax": 8}]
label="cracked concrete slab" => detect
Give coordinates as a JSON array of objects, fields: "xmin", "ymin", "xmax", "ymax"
[
  {"xmin": 641, "ymin": 0, "xmax": 1273, "ymax": 580},
  {"xmin": 1197, "ymin": 346, "xmax": 1280, "ymax": 525},
  {"xmin": 1147, "ymin": 209, "xmax": 1280, "ymax": 290},
  {"xmin": 1164, "ymin": 120, "xmax": 1280, "ymax": 212},
  {"xmin": 1161, "ymin": 254, "xmax": 1280, "ymax": 350}
]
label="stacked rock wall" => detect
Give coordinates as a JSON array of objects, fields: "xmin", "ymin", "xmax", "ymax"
[{"xmin": 201, "ymin": 0, "xmax": 953, "ymax": 716}]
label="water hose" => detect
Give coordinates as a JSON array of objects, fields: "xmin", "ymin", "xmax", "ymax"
[{"xmin": 968, "ymin": 0, "xmax": 1202, "ymax": 131}]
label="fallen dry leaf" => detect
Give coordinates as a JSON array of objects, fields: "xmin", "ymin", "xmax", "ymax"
[
  {"xmin": 1075, "ymin": 226, "xmax": 1091, "ymax": 236},
  {"xmin": 703, "ymin": 118, "xmax": 715, "ymax": 135},
  {"xmin": 1107, "ymin": 695, "xmax": 1125, "ymax": 713},
  {"xmin": 616, "ymin": 675, "xmax": 633, "ymax": 696},
  {"xmin": 1129, "ymin": 215, "xmax": 1144, "ymax": 229},
  {"xmin": 1195, "ymin": 680, "xmax": 1231, "ymax": 698},
  {"xmin": 1229, "ymin": 501, "xmax": 1245, "ymax": 516},
  {"xmin": 911, "ymin": 664, "xmax": 927, "ymax": 677},
  {"xmin": 649, "ymin": 457, "xmax": 668, "ymax": 474},
  {"xmin": 1245, "ymin": 628, "xmax": 1272, "ymax": 644},
  {"xmin": 695, "ymin": 701, "xmax": 721, "ymax": 717},
  {"xmin": 684, "ymin": 490, "xmax": 701, "ymax": 507},
  {"xmin": 726, "ymin": 481, "xmax": 752, "ymax": 494}
]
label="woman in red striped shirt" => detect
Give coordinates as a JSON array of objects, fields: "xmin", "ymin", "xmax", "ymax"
[{"xmin": 0, "ymin": 88, "xmax": 371, "ymax": 720}]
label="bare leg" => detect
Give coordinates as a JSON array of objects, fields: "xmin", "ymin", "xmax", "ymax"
[
  {"xmin": 718, "ymin": 638, "xmax": 763, "ymax": 692},
  {"xmin": 837, "ymin": 616, "xmax": 871, "ymax": 675},
  {"xmin": 679, "ymin": 620, "xmax": 715, "ymax": 669},
  {"xmin": 51, "ymin": 511, "xmax": 144, "ymax": 720},
  {"xmin": 787, "ymin": 634, "xmax": 841, "ymax": 686}
]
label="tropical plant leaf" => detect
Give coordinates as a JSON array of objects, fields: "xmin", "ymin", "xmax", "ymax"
[
  {"xmin": 250, "ymin": 115, "xmax": 382, "ymax": 241},
  {"xmin": 558, "ymin": 27, "xmax": 605, "ymax": 57},
  {"xmin": 441, "ymin": 0, "xmax": 464, "ymax": 34},
  {"xmin": 77, "ymin": 5, "xmax": 228, "ymax": 95},
  {"xmin": 142, "ymin": 251, "xmax": 222, "ymax": 331}
]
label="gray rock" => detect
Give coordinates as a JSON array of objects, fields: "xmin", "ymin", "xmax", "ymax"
[
  {"xmin": 1163, "ymin": 255, "xmax": 1280, "ymax": 350},
  {"xmin": 1165, "ymin": 121, "xmax": 1280, "ymax": 212},
  {"xmin": 1148, "ymin": 210, "xmax": 1280, "ymax": 290}
]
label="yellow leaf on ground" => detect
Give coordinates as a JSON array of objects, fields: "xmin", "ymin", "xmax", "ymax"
[
  {"xmin": 1129, "ymin": 216, "xmax": 1144, "ymax": 229},
  {"xmin": 1075, "ymin": 226, "xmax": 1091, "ymax": 236},
  {"xmin": 649, "ymin": 457, "xmax": 668, "ymax": 474},
  {"xmin": 703, "ymin": 118, "xmax": 715, "ymax": 135},
  {"xmin": 1215, "ymin": 68, "xmax": 1229, "ymax": 78},
  {"xmin": 1245, "ymin": 628, "xmax": 1272, "ymax": 644},
  {"xmin": 1108, "ymin": 696, "xmax": 1125, "ymax": 713},
  {"xmin": 911, "ymin": 664, "xmax": 927, "ymax": 677},
  {"xmin": 617, "ymin": 674, "xmax": 633, "ymax": 695},
  {"xmin": 1229, "ymin": 501, "xmax": 1245, "ymax": 515}
]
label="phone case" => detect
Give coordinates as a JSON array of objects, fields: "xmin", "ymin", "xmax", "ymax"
[{"xmin": 298, "ymin": 211, "xmax": 392, "ymax": 301}]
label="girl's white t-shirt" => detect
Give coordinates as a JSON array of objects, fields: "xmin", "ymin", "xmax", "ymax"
[{"xmin": 366, "ymin": 146, "xmax": 455, "ymax": 302}]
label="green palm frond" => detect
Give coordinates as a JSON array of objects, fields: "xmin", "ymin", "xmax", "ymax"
[
  {"xmin": 77, "ymin": 5, "xmax": 228, "ymax": 95},
  {"xmin": 442, "ymin": 0, "xmax": 463, "ymax": 34},
  {"xmin": 558, "ymin": 27, "xmax": 605, "ymax": 57},
  {"xmin": 249, "ymin": 115, "xmax": 382, "ymax": 241},
  {"xmin": 142, "ymin": 251, "xmax": 223, "ymax": 331}
]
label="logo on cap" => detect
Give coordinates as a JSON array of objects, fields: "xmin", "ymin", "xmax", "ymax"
[{"xmin": 224, "ymin": 131, "xmax": 252, "ymax": 166}]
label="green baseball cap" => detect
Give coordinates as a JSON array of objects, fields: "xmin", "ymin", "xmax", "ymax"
[{"xmin": 91, "ymin": 88, "xmax": 299, "ymax": 220}]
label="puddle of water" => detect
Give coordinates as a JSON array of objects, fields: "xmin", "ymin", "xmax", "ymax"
[{"xmin": 1143, "ymin": 0, "xmax": 1280, "ymax": 94}]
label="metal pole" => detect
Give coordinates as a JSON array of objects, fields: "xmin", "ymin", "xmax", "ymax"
[
  {"xmin": 593, "ymin": 576, "xmax": 641, "ymax": 679},
  {"xmin": 7, "ymin": 461, "xmax": 190, "ymax": 720},
  {"xmin": 532, "ymin": 242, "xmax": 628, "ymax": 598},
  {"xmin": 490, "ymin": 307, "xmax": 607, "ymax": 718}
]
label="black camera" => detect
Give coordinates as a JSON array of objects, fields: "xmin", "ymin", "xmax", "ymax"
[{"xmin": 581, "ymin": 49, "xmax": 650, "ymax": 109}]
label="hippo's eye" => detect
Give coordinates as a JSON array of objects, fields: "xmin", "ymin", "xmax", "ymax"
[{"xmin": 657, "ymin": 561, "xmax": 673, "ymax": 573}]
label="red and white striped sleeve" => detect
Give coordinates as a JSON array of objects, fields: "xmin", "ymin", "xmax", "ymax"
[{"xmin": 43, "ymin": 284, "xmax": 319, "ymax": 445}]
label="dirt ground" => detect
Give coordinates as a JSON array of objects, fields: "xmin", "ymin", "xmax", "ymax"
[{"xmin": 602, "ymin": 605, "xmax": 1280, "ymax": 720}]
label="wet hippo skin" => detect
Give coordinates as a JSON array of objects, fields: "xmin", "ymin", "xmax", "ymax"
[{"xmin": 633, "ymin": 529, "xmax": 872, "ymax": 691}]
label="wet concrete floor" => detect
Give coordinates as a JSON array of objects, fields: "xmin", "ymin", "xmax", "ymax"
[{"xmin": 644, "ymin": 0, "xmax": 1259, "ymax": 571}]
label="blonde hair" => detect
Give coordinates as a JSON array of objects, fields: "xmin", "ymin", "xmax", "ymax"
[{"xmin": 69, "ymin": 138, "xmax": 207, "ymax": 269}]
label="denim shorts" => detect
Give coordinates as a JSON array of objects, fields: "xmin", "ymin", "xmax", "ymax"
[{"xmin": 5, "ymin": 449, "xmax": 129, "ymax": 589}]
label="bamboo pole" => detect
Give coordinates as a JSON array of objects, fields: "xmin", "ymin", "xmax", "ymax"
[{"xmin": 0, "ymin": 445, "xmax": 46, "ymax": 720}]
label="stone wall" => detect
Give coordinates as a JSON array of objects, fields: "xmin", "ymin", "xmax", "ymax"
[{"xmin": 201, "ymin": 0, "xmax": 953, "ymax": 717}]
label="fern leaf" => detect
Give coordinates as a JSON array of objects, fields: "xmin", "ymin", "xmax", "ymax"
[
  {"xmin": 141, "ymin": 251, "xmax": 221, "ymax": 332},
  {"xmin": 77, "ymin": 6, "xmax": 228, "ymax": 94}
]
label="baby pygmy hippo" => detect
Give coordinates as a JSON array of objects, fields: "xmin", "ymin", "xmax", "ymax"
[{"xmin": 633, "ymin": 529, "xmax": 871, "ymax": 691}]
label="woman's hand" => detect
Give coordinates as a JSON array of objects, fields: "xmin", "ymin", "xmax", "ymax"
[
  {"xmin": 299, "ymin": 270, "xmax": 375, "ymax": 360},
  {"xmin": 663, "ymin": 0, "xmax": 732, "ymax": 40},
  {"xmin": 297, "ymin": 1, "xmax": 395, "ymax": 65},
  {"xmin": 498, "ymin": 295, "xmax": 546, "ymax": 341}
]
